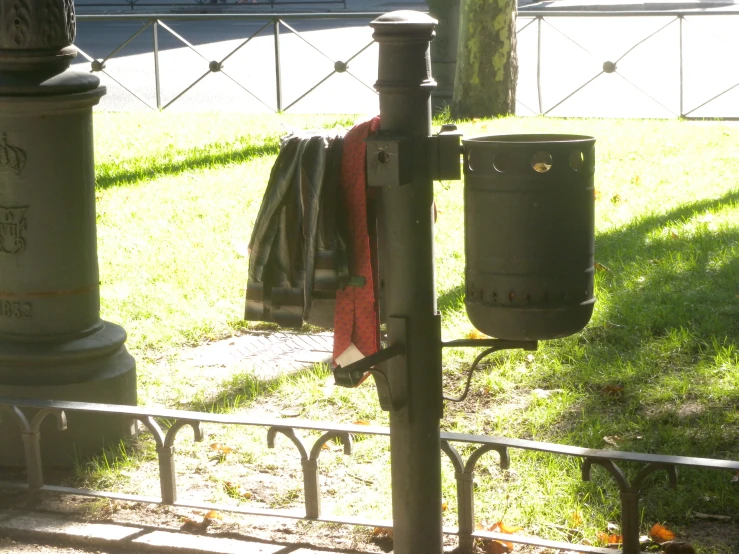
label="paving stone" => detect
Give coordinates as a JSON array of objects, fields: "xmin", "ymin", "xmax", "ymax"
[
  {"xmin": 0, "ymin": 511, "xmax": 143, "ymax": 543},
  {"xmin": 0, "ymin": 510, "xmax": 374, "ymax": 554},
  {"xmin": 188, "ymin": 332, "xmax": 334, "ymax": 377},
  {"xmin": 132, "ymin": 530, "xmax": 284, "ymax": 553}
]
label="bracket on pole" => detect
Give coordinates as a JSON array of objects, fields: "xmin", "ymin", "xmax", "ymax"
[
  {"xmin": 332, "ymin": 318, "xmax": 408, "ymax": 412},
  {"xmin": 366, "ymin": 125, "xmax": 463, "ymax": 187},
  {"xmin": 366, "ymin": 132, "xmax": 413, "ymax": 187},
  {"xmin": 430, "ymin": 124, "xmax": 463, "ymax": 181}
]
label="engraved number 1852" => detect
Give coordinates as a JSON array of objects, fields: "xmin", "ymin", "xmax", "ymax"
[{"xmin": 1, "ymin": 301, "xmax": 32, "ymax": 319}]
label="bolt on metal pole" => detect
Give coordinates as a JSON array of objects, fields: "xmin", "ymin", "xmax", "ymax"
[{"xmin": 370, "ymin": 12, "xmax": 444, "ymax": 554}]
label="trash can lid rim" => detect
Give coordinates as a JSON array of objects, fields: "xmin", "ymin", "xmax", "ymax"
[{"xmin": 465, "ymin": 134, "xmax": 595, "ymax": 144}]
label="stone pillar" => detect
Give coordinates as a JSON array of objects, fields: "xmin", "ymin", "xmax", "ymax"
[
  {"xmin": 427, "ymin": 0, "xmax": 460, "ymax": 113},
  {"xmin": 0, "ymin": 0, "xmax": 137, "ymax": 466}
]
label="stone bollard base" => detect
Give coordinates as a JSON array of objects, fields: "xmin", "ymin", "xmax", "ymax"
[
  {"xmin": 0, "ymin": 325, "xmax": 137, "ymax": 467},
  {"xmin": 0, "ymin": 76, "xmax": 138, "ymax": 468}
]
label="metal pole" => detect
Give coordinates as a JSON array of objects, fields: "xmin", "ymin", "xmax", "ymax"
[
  {"xmin": 273, "ymin": 18, "xmax": 283, "ymax": 112},
  {"xmin": 153, "ymin": 20, "xmax": 162, "ymax": 111},
  {"xmin": 620, "ymin": 491, "xmax": 641, "ymax": 554},
  {"xmin": 537, "ymin": 16, "xmax": 543, "ymax": 115},
  {"xmin": 678, "ymin": 15, "xmax": 684, "ymax": 118},
  {"xmin": 370, "ymin": 12, "xmax": 443, "ymax": 554}
]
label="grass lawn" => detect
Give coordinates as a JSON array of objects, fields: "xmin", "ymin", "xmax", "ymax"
[{"xmin": 82, "ymin": 112, "xmax": 739, "ymax": 553}]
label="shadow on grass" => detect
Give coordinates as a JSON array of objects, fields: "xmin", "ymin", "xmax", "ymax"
[
  {"xmin": 95, "ymin": 140, "xmax": 280, "ymax": 190},
  {"xmin": 182, "ymin": 363, "xmax": 328, "ymax": 414},
  {"xmin": 439, "ymin": 188, "xmax": 739, "ymax": 525},
  {"xmin": 441, "ymin": 187, "xmax": 739, "ymax": 442}
]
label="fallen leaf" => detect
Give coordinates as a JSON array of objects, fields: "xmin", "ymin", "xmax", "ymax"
[
  {"xmin": 732, "ymin": 471, "xmax": 739, "ymax": 483},
  {"xmin": 466, "ymin": 329, "xmax": 488, "ymax": 340},
  {"xmin": 441, "ymin": 499, "xmax": 448, "ymax": 512},
  {"xmin": 370, "ymin": 527, "xmax": 394, "ymax": 553},
  {"xmin": 603, "ymin": 435, "xmax": 624, "ymax": 447},
  {"xmin": 594, "ymin": 262, "xmax": 610, "ymax": 273},
  {"xmin": 597, "ymin": 531, "xmax": 623, "ymax": 545},
  {"xmin": 180, "ymin": 516, "xmax": 213, "ymax": 534},
  {"xmin": 495, "ymin": 521, "xmax": 524, "ymax": 534},
  {"xmin": 571, "ymin": 511, "xmax": 583, "ymax": 527},
  {"xmin": 670, "ymin": 229, "xmax": 679, "ymax": 239},
  {"xmin": 478, "ymin": 521, "xmax": 523, "ymax": 553},
  {"xmin": 482, "ymin": 541, "xmax": 510, "ymax": 554},
  {"xmin": 649, "ymin": 523, "xmax": 676, "ymax": 544},
  {"xmin": 353, "ymin": 420, "xmax": 371, "ymax": 426},
  {"xmin": 210, "ymin": 443, "xmax": 234, "ymax": 455},
  {"xmin": 205, "ymin": 510, "xmax": 223, "ymax": 520},
  {"xmin": 602, "ymin": 384, "xmax": 624, "ymax": 396}
]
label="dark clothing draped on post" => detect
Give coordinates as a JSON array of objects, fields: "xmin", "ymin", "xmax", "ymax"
[
  {"xmin": 245, "ymin": 131, "xmax": 346, "ymax": 328},
  {"xmin": 244, "ymin": 118, "xmax": 381, "ymax": 371}
]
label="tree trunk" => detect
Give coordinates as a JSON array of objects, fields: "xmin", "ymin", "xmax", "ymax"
[{"xmin": 452, "ymin": 0, "xmax": 518, "ymax": 119}]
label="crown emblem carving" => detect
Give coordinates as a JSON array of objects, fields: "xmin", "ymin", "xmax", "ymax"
[{"xmin": 0, "ymin": 133, "xmax": 27, "ymax": 176}]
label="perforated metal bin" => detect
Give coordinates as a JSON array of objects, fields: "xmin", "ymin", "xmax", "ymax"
[{"xmin": 463, "ymin": 134, "xmax": 596, "ymax": 340}]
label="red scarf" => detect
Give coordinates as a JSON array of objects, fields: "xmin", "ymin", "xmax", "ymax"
[{"xmin": 332, "ymin": 116, "xmax": 381, "ymax": 374}]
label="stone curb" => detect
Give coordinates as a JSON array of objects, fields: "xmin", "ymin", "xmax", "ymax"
[{"xmin": 0, "ymin": 510, "xmax": 366, "ymax": 554}]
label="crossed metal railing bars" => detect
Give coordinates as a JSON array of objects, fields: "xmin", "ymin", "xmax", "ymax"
[
  {"xmin": 75, "ymin": 12, "xmax": 379, "ymax": 112},
  {"xmin": 1, "ymin": 397, "xmax": 738, "ymax": 554},
  {"xmin": 76, "ymin": 9, "xmax": 739, "ymax": 117},
  {"xmin": 517, "ymin": 9, "xmax": 739, "ymax": 119}
]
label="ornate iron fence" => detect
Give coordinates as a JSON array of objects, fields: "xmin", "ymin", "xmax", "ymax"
[
  {"xmin": 1, "ymin": 396, "xmax": 738, "ymax": 553},
  {"xmin": 75, "ymin": 10, "xmax": 739, "ymax": 117}
]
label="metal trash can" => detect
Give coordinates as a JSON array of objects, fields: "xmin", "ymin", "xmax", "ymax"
[{"xmin": 463, "ymin": 134, "xmax": 596, "ymax": 340}]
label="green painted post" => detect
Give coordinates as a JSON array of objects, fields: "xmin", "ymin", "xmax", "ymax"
[
  {"xmin": 371, "ymin": 11, "xmax": 444, "ymax": 554},
  {"xmin": 0, "ymin": 0, "xmax": 137, "ymax": 466}
]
